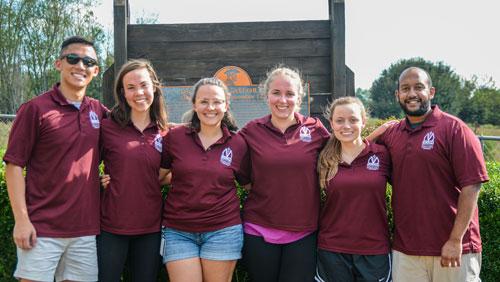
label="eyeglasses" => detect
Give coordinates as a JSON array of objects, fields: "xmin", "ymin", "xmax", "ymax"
[{"xmin": 60, "ymin": 53, "xmax": 98, "ymax": 67}]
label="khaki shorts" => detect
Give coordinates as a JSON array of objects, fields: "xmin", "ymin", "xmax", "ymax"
[
  {"xmin": 392, "ymin": 250, "xmax": 481, "ymax": 282},
  {"xmin": 14, "ymin": 236, "xmax": 98, "ymax": 282}
]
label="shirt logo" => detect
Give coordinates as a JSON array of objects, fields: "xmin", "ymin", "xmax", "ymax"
[
  {"xmin": 153, "ymin": 134, "xmax": 163, "ymax": 153},
  {"xmin": 89, "ymin": 110, "xmax": 100, "ymax": 129},
  {"xmin": 220, "ymin": 147, "xmax": 233, "ymax": 166},
  {"xmin": 367, "ymin": 155, "xmax": 380, "ymax": 171},
  {"xmin": 299, "ymin": 126, "xmax": 312, "ymax": 142},
  {"xmin": 421, "ymin": 131, "xmax": 435, "ymax": 150}
]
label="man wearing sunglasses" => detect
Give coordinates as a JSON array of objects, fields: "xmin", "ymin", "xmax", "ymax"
[{"xmin": 4, "ymin": 36, "xmax": 108, "ymax": 282}]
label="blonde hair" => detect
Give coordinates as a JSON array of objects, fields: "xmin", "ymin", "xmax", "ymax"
[
  {"xmin": 260, "ymin": 66, "xmax": 305, "ymax": 111},
  {"xmin": 317, "ymin": 96, "xmax": 367, "ymax": 190}
]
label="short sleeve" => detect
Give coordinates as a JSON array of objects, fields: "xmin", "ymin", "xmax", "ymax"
[
  {"xmin": 450, "ymin": 122, "xmax": 489, "ymax": 188},
  {"xmin": 160, "ymin": 131, "xmax": 173, "ymax": 169},
  {"xmin": 314, "ymin": 117, "xmax": 331, "ymax": 145},
  {"xmin": 235, "ymin": 137, "xmax": 251, "ymax": 185},
  {"xmin": 3, "ymin": 102, "xmax": 40, "ymax": 167}
]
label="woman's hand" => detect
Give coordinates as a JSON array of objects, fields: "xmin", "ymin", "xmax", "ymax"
[{"xmin": 100, "ymin": 174, "xmax": 111, "ymax": 189}]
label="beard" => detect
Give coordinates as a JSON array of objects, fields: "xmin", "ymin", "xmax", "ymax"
[{"xmin": 399, "ymin": 98, "xmax": 431, "ymax": 117}]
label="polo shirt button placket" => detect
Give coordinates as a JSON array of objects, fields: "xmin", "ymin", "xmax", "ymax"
[{"xmin": 78, "ymin": 111, "xmax": 84, "ymax": 133}]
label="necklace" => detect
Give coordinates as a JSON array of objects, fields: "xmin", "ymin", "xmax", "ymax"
[{"xmin": 341, "ymin": 143, "xmax": 366, "ymax": 164}]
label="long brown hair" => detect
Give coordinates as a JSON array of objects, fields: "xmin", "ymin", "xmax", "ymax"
[
  {"xmin": 111, "ymin": 59, "xmax": 168, "ymax": 130},
  {"xmin": 317, "ymin": 97, "xmax": 367, "ymax": 190}
]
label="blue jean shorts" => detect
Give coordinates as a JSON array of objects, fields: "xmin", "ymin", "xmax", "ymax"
[{"xmin": 161, "ymin": 224, "xmax": 243, "ymax": 263}]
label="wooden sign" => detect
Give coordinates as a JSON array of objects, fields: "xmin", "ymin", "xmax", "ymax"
[{"xmin": 163, "ymin": 66, "xmax": 310, "ymax": 128}]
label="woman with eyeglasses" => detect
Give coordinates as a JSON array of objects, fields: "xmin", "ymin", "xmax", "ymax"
[
  {"xmin": 159, "ymin": 77, "xmax": 247, "ymax": 282},
  {"xmin": 98, "ymin": 59, "xmax": 169, "ymax": 282}
]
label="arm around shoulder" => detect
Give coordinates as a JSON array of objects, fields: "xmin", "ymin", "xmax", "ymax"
[{"xmin": 366, "ymin": 120, "xmax": 399, "ymax": 142}]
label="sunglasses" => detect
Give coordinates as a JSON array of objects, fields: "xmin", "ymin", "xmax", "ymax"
[{"xmin": 60, "ymin": 53, "xmax": 98, "ymax": 67}]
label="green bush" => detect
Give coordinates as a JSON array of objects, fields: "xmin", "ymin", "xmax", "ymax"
[
  {"xmin": 0, "ymin": 155, "xmax": 499, "ymax": 281},
  {"xmin": 0, "ymin": 149, "xmax": 16, "ymax": 282},
  {"xmin": 479, "ymin": 161, "xmax": 500, "ymax": 281}
]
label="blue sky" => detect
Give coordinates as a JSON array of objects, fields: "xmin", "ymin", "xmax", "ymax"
[{"xmin": 95, "ymin": 0, "xmax": 500, "ymax": 90}]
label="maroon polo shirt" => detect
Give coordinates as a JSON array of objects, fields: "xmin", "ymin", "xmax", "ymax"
[
  {"xmin": 239, "ymin": 113, "xmax": 330, "ymax": 232},
  {"xmin": 100, "ymin": 118, "xmax": 166, "ymax": 235},
  {"xmin": 379, "ymin": 105, "xmax": 489, "ymax": 256},
  {"xmin": 3, "ymin": 84, "xmax": 107, "ymax": 237},
  {"xmin": 318, "ymin": 140, "xmax": 391, "ymax": 255},
  {"xmin": 161, "ymin": 125, "xmax": 247, "ymax": 232}
]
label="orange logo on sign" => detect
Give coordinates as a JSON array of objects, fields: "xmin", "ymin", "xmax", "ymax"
[{"xmin": 214, "ymin": 66, "xmax": 253, "ymax": 86}]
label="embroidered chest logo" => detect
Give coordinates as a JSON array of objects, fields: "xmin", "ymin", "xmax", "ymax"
[
  {"xmin": 367, "ymin": 155, "xmax": 380, "ymax": 171},
  {"xmin": 299, "ymin": 126, "xmax": 312, "ymax": 142},
  {"xmin": 220, "ymin": 147, "xmax": 233, "ymax": 166},
  {"xmin": 89, "ymin": 110, "xmax": 100, "ymax": 129},
  {"xmin": 421, "ymin": 131, "xmax": 435, "ymax": 150},
  {"xmin": 153, "ymin": 134, "xmax": 163, "ymax": 153}
]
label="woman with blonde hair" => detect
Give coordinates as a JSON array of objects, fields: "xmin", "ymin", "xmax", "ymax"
[
  {"xmin": 315, "ymin": 97, "xmax": 392, "ymax": 282},
  {"xmin": 239, "ymin": 66, "xmax": 330, "ymax": 281}
]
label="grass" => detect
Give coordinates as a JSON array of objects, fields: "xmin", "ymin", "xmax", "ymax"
[
  {"xmin": 471, "ymin": 124, "xmax": 500, "ymax": 162},
  {"xmin": 0, "ymin": 121, "xmax": 12, "ymax": 150}
]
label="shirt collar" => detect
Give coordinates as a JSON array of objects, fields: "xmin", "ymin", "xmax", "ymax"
[
  {"xmin": 185, "ymin": 124, "xmax": 233, "ymax": 144},
  {"xmin": 258, "ymin": 112, "xmax": 304, "ymax": 132},
  {"xmin": 402, "ymin": 105, "xmax": 442, "ymax": 132},
  {"xmin": 50, "ymin": 83, "xmax": 89, "ymax": 108},
  {"xmin": 339, "ymin": 139, "xmax": 380, "ymax": 167}
]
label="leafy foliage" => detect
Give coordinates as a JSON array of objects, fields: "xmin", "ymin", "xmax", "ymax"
[
  {"xmin": 3, "ymin": 147, "xmax": 499, "ymax": 281},
  {"xmin": 367, "ymin": 58, "xmax": 500, "ymax": 128},
  {"xmin": 0, "ymin": 0, "xmax": 107, "ymax": 113},
  {"xmin": 479, "ymin": 161, "xmax": 500, "ymax": 282}
]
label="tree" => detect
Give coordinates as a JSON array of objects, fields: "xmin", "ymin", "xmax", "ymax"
[
  {"xmin": 0, "ymin": 0, "xmax": 33, "ymax": 113},
  {"xmin": 369, "ymin": 58, "xmax": 468, "ymax": 119},
  {"xmin": 134, "ymin": 9, "xmax": 160, "ymax": 24},
  {"xmin": 0, "ymin": 0, "xmax": 106, "ymax": 113},
  {"xmin": 468, "ymin": 87, "xmax": 500, "ymax": 126},
  {"xmin": 355, "ymin": 88, "xmax": 371, "ymax": 107}
]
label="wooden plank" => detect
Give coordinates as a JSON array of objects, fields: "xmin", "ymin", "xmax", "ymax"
[
  {"xmin": 128, "ymin": 20, "xmax": 331, "ymax": 43},
  {"xmin": 310, "ymin": 93, "xmax": 333, "ymax": 114},
  {"xmin": 330, "ymin": 0, "xmax": 346, "ymax": 98},
  {"xmin": 346, "ymin": 66, "xmax": 355, "ymax": 96},
  {"xmin": 305, "ymin": 75, "xmax": 331, "ymax": 94},
  {"xmin": 113, "ymin": 0, "xmax": 129, "ymax": 79},
  {"xmin": 102, "ymin": 65, "xmax": 115, "ymax": 108},
  {"xmin": 128, "ymin": 38, "xmax": 331, "ymax": 60},
  {"xmin": 149, "ymin": 56, "xmax": 331, "ymax": 84}
]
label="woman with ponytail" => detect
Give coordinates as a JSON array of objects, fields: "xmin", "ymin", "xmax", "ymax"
[
  {"xmin": 239, "ymin": 66, "xmax": 330, "ymax": 281},
  {"xmin": 315, "ymin": 97, "xmax": 392, "ymax": 282}
]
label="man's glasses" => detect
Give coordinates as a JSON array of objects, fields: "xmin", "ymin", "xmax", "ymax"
[{"xmin": 60, "ymin": 53, "xmax": 98, "ymax": 68}]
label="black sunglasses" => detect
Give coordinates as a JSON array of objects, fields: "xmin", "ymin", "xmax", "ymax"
[{"xmin": 60, "ymin": 53, "xmax": 98, "ymax": 67}]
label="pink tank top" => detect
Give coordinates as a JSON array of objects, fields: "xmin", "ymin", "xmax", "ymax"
[{"xmin": 244, "ymin": 222, "xmax": 313, "ymax": 244}]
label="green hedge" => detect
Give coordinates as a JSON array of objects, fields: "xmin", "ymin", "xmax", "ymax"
[{"xmin": 0, "ymin": 157, "xmax": 499, "ymax": 281}]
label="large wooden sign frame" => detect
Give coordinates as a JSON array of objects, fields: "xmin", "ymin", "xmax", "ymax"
[{"xmin": 104, "ymin": 0, "xmax": 354, "ymax": 121}]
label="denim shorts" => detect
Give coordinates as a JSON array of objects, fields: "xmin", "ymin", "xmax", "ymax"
[{"xmin": 161, "ymin": 224, "xmax": 243, "ymax": 263}]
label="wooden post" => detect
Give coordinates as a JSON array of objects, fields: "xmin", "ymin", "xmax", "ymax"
[
  {"xmin": 114, "ymin": 0, "xmax": 129, "ymax": 78},
  {"xmin": 329, "ymin": 0, "xmax": 346, "ymax": 98}
]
